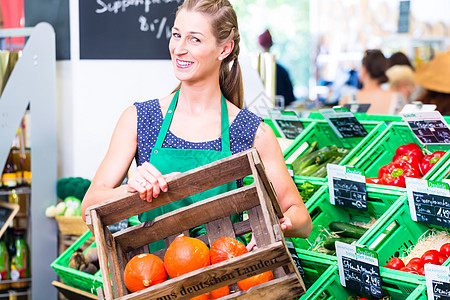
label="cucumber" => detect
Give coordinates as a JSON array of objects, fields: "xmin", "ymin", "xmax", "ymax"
[
  {"xmin": 329, "ymin": 222, "xmax": 368, "ymax": 239},
  {"xmin": 323, "ymin": 237, "xmax": 358, "ymax": 250},
  {"xmin": 314, "ymin": 146, "xmax": 339, "ymax": 164},
  {"xmin": 291, "ymin": 142, "xmax": 318, "ymax": 168},
  {"xmin": 298, "ymin": 164, "xmax": 319, "ymax": 176}
]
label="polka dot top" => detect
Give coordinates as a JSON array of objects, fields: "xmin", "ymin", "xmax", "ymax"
[{"xmin": 134, "ymin": 99, "xmax": 263, "ymax": 187}]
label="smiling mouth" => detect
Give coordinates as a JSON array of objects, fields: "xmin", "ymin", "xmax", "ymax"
[{"xmin": 176, "ymin": 59, "xmax": 194, "ymax": 69}]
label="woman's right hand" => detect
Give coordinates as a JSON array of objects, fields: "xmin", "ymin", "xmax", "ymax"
[{"xmin": 127, "ymin": 162, "xmax": 179, "ymax": 202}]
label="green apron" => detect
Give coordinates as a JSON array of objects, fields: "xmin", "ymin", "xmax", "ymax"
[{"xmin": 139, "ymin": 89, "xmax": 241, "ymax": 251}]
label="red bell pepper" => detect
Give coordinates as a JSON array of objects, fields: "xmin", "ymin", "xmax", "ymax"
[
  {"xmin": 393, "ymin": 153, "xmax": 421, "ymax": 171},
  {"xmin": 394, "ymin": 143, "xmax": 424, "ymax": 163},
  {"xmin": 420, "ymin": 151, "xmax": 447, "ymax": 176},
  {"xmin": 366, "ymin": 177, "xmax": 381, "ymax": 184},
  {"xmin": 380, "ymin": 162, "xmax": 421, "ymax": 187}
]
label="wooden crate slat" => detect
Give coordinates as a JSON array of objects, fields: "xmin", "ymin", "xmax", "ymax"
[
  {"xmin": 115, "ymin": 243, "xmax": 129, "ymax": 296},
  {"xmin": 205, "ymin": 217, "xmax": 236, "ymax": 245},
  {"xmin": 247, "ymin": 206, "xmax": 271, "ymax": 246},
  {"xmin": 218, "ymin": 273, "xmax": 303, "ymax": 300},
  {"xmin": 126, "ymin": 245, "xmax": 150, "ymax": 262},
  {"xmin": 114, "ymin": 185, "xmax": 259, "ymax": 251},
  {"xmin": 86, "ymin": 150, "xmax": 254, "ymax": 227},
  {"xmin": 116, "ymin": 242, "xmax": 292, "ymax": 300},
  {"xmin": 106, "ymin": 229, "xmax": 126, "ymax": 298},
  {"xmin": 91, "ymin": 210, "xmax": 114, "ymax": 299}
]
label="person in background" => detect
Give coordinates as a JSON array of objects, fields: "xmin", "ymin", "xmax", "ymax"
[
  {"xmin": 81, "ymin": 0, "xmax": 312, "ymax": 249},
  {"xmin": 258, "ymin": 29, "xmax": 296, "ymax": 107},
  {"xmin": 386, "ymin": 52, "xmax": 417, "ymax": 104},
  {"xmin": 414, "ymin": 51, "xmax": 450, "ymax": 115},
  {"xmin": 340, "ymin": 49, "xmax": 404, "ymax": 115}
]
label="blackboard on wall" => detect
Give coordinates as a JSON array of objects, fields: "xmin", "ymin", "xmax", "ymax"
[
  {"xmin": 24, "ymin": 0, "xmax": 71, "ymax": 60},
  {"xmin": 79, "ymin": 0, "xmax": 183, "ymax": 59}
]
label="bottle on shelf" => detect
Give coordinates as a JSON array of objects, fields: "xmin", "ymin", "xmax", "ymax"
[
  {"xmin": 10, "ymin": 228, "xmax": 30, "ymax": 291},
  {"xmin": 22, "ymin": 148, "xmax": 31, "ymax": 186},
  {"xmin": 0, "ymin": 235, "xmax": 10, "ymax": 292},
  {"xmin": 1, "ymin": 150, "xmax": 18, "ymax": 189}
]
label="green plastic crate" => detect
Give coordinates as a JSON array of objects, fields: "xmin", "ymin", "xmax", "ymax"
[
  {"xmin": 351, "ymin": 122, "xmax": 450, "ymax": 187},
  {"xmin": 300, "ymin": 264, "xmax": 426, "ymax": 300},
  {"xmin": 429, "ymin": 153, "xmax": 450, "ymax": 181},
  {"xmin": 283, "ymin": 119, "xmax": 387, "ymax": 182},
  {"xmin": 295, "ymin": 248, "xmax": 337, "ymax": 291},
  {"xmin": 292, "ymin": 185, "xmax": 404, "ymax": 257},
  {"xmin": 307, "ymin": 111, "xmax": 403, "ymax": 123},
  {"xmin": 51, "ymin": 230, "xmax": 103, "ymax": 295},
  {"xmin": 358, "ymin": 196, "xmax": 450, "ymax": 273}
]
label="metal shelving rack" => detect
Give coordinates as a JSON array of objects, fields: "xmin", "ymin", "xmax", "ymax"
[{"xmin": 0, "ymin": 22, "xmax": 57, "ymax": 299}]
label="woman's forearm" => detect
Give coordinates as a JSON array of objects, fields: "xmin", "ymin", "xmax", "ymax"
[
  {"xmin": 283, "ymin": 204, "xmax": 312, "ymax": 239},
  {"xmin": 81, "ymin": 184, "xmax": 128, "ymax": 221}
]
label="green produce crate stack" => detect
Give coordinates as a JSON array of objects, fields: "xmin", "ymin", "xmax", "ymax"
[
  {"xmin": 358, "ymin": 196, "xmax": 450, "ymax": 277},
  {"xmin": 429, "ymin": 152, "xmax": 450, "ymax": 181},
  {"xmin": 307, "ymin": 111, "xmax": 403, "ymax": 123},
  {"xmin": 300, "ymin": 264, "xmax": 426, "ymax": 300},
  {"xmin": 292, "ymin": 185, "xmax": 404, "ymax": 258},
  {"xmin": 295, "ymin": 248, "xmax": 337, "ymax": 292},
  {"xmin": 283, "ymin": 119, "xmax": 387, "ymax": 182},
  {"xmin": 51, "ymin": 230, "xmax": 103, "ymax": 295},
  {"xmin": 351, "ymin": 122, "xmax": 450, "ymax": 187}
]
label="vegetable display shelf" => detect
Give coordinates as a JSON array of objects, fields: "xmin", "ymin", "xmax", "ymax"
[
  {"xmin": 350, "ymin": 122, "xmax": 450, "ymax": 188},
  {"xmin": 357, "ymin": 196, "xmax": 450, "ymax": 280},
  {"xmin": 300, "ymin": 264, "xmax": 426, "ymax": 300},
  {"xmin": 283, "ymin": 119, "xmax": 387, "ymax": 182},
  {"xmin": 307, "ymin": 111, "xmax": 403, "ymax": 123},
  {"xmin": 51, "ymin": 230, "xmax": 103, "ymax": 295},
  {"xmin": 291, "ymin": 184, "xmax": 405, "ymax": 258},
  {"xmin": 264, "ymin": 118, "xmax": 315, "ymax": 139}
]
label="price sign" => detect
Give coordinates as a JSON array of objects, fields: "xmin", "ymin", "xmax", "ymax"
[
  {"xmin": 406, "ymin": 177, "xmax": 450, "ymax": 227},
  {"xmin": 285, "ymin": 238, "xmax": 305, "ymax": 275},
  {"xmin": 269, "ymin": 110, "xmax": 304, "ymax": 139},
  {"xmin": 402, "ymin": 111, "xmax": 450, "ymax": 144},
  {"xmin": 425, "ymin": 264, "xmax": 450, "ymax": 300},
  {"xmin": 336, "ymin": 241, "xmax": 382, "ymax": 298},
  {"xmin": 343, "ymin": 103, "xmax": 371, "ymax": 113},
  {"xmin": 320, "ymin": 107, "xmax": 368, "ymax": 138},
  {"xmin": 328, "ymin": 164, "xmax": 367, "ymax": 211}
]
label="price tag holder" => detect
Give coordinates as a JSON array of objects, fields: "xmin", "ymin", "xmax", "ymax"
[
  {"xmin": 269, "ymin": 110, "xmax": 304, "ymax": 139},
  {"xmin": 425, "ymin": 264, "xmax": 450, "ymax": 300},
  {"xmin": 285, "ymin": 238, "xmax": 305, "ymax": 275},
  {"xmin": 319, "ymin": 107, "xmax": 368, "ymax": 138},
  {"xmin": 402, "ymin": 111, "xmax": 450, "ymax": 144},
  {"xmin": 336, "ymin": 241, "xmax": 382, "ymax": 298},
  {"xmin": 406, "ymin": 177, "xmax": 450, "ymax": 227},
  {"xmin": 327, "ymin": 164, "xmax": 367, "ymax": 211}
]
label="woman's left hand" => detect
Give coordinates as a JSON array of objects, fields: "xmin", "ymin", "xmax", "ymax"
[{"xmin": 280, "ymin": 217, "xmax": 293, "ymax": 232}]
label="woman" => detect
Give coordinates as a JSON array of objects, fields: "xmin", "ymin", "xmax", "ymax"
[
  {"xmin": 81, "ymin": 0, "xmax": 312, "ymax": 246},
  {"xmin": 341, "ymin": 49, "xmax": 404, "ymax": 115}
]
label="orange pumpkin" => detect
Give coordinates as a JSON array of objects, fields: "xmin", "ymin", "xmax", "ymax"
[
  {"xmin": 190, "ymin": 294, "xmax": 210, "ymax": 300},
  {"xmin": 210, "ymin": 285, "xmax": 230, "ymax": 299},
  {"xmin": 209, "ymin": 237, "xmax": 248, "ymax": 264},
  {"xmin": 164, "ymin": 235, "xmax": 210, "ymax": 278},
  {"xmin": 237, "ymin": 271, "xmax": 274, "ymax": 291},
  {"xmin": 124, "ymin": 253, "xmax": 167, "ymax": 292}
]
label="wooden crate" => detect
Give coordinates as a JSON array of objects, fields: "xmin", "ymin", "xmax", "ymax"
[{"xmin": 85, "ymin": 148, "xmax": 306, "ymax": 300}]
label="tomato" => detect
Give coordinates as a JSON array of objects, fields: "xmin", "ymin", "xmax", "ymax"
[
  {"xmin": 417, "ymin": 266, "xmax": 425, "ymax": 276},
  {"xmin": 440, "ymin": 243, "xmax": 450, "ymax": 257},
  {"xmin": 385, "ymin": 257, "xmax": 405, "ymax": 270},
  {"xmin": 407, "ymin": 257, "xmax": 422, "ymax": 266},
  {"xmin": 406, "ymin": 261, "xmax": 422, "ymax": 271},
  {"xmin": 438, "ymin": 255, "xmax": 447, "ymax": 265},
  {"xmin": 420, "ymin": 250, "xmax": 440, "ymax": 265},
  {"xmin": 399, "ymin": 266, "xmax": 419, "ymax": 274}
]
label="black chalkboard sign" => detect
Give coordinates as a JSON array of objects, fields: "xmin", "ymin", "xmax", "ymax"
[
  {"xmin": 407, "ymin": 120, "xmax": 450, "ymax": 144},
  {"xmin": 328, "ymin": 117, "xmax": 368, "ymax": 138},
  {"xmin": 285, "ymin": 239, "xmax": 304, "ymax": 275},
  {"xmin": 107, "ymin": 219, "xmax": 129, "ymax": 234},
  {"xmin": 274, "ymin": 119, "xmax": 304, "ymax": 139},
  {"xmin": 341, "ymin": 256, "xmax": 382, "ymax": 297},
  {"xmin": 432, "ymin": 280, "xmax": 450, "ymax": 299},
  {"xmin": 79, "ymin": 0, "xmax": 183, "ymax": 59},
  {"xmin": 412, "ymin": 191, "xmax": 450, "ymax": 227},
  {"xmin": 0, "ymin": 202, "xmax": 19, "ymax": 238},
  {"xmin": 343, "ymin": 103, "xmax": 371, "ymax": 113},
  {"xmin": 332, "ymin": 178, "xmax": 367, "ymax": 211}
]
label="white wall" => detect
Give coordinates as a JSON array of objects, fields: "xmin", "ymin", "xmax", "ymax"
[{"xmin": 57, "ymin": 1, "xmax": 177, "ymax": 179}]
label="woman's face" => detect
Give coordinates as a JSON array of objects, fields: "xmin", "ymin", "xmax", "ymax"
[{"xmin": 169, "ymin": 9, "xmax": 223, "ymax": 83}]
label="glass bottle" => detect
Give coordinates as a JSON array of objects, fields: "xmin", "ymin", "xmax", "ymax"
[
  {"xmin": 22, "ymin": 148, "xmax": 31, "ymax": 186},
  {"xmin": 0, "ymin": 235, "xmax": 10, "ymax": 292},
  {"xmin": 10, "ymin": 228, "xmax": 30, "ymax": 291},
  {"xmin": 1, "ymin": 150, "xmax": 18, "ymax": 189}
]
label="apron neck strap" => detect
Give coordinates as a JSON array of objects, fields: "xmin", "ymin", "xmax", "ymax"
[{"xmin": 154, "ymin": 88, "xmax": 231, "ymax": 151}]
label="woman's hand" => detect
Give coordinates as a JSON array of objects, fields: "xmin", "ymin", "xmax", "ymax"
[
  {"xmin": 279, "ymin": 217, "xmax": 293, "ymax": 232},
  {"xmin": 127, "ymin": 162, "xmax": 179, "ymax": 202}
]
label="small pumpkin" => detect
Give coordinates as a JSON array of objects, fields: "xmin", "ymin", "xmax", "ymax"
[
  {"xmin": 124, "ymin": 253, "xmax": 167, "ymax": 292},
  {"xmin": 190, "ymin": 294, "xmax": 210, "ymax": 300},
  {"xmin": 209, "ymin": 237, "xmax": 248, "ymax": 264},
  {"xmin": 164, "ymin": 235, "xmax": 210, "ymax": 278},
  {"xmin": 237, "ymin": 271, "xmax": 274, "ymax": 291},
  {"xmin": 210, "ymin": 285, "xmax": 230, "ymax": 299}
]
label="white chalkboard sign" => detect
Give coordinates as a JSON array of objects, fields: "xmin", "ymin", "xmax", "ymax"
[
  {"xmin": 320, "ymin": 107, "xmax": 368, "ymax": 138},
  {"xmin": 79, "ymin": 0, "xmax": 182, "ymax": 59},
  {"xmin": 0, "ymin": 202, "xmax": 19, "ymax": 238},
  {"xmin": 407, "ymin": 177, "xmax": 450, "ymax": 227},
  {"xmin": 336, "ymin": 242, "xmax": 382, "ymax": 298},
  {"xmin": 425, "ymin": 264, "xmax": 450, "ymax": 300},
  {"xmin": 328, "ymin": 164, "xmax": 367, "ymax": 211},
  {"xmin": 402, "ymin": 111, "xmax": 450, "ymax": 144}
]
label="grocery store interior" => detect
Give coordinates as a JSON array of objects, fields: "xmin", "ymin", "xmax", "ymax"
[{"xmin": 0, "ymin": 0, "xmax": 450, "ymax": 299}]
